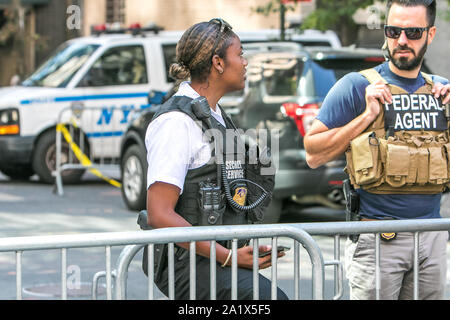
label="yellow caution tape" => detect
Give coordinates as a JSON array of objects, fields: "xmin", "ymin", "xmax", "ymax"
[
  {"xmin": 56, "ymin": 123, "xmax": 122, "ymax": 188},
  {"xmin": 70, "ymin": 117, "xmax": 79, "ymax": 129}
]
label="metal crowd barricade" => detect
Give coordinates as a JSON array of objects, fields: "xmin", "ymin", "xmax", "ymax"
[
  {"xmin": 0, "ymin": 223, "xmax": 325, "ymax": 300},
  {"xmin": 53, "ymin": 105, "xmax": 136, "ymax": 196},
  {"xmin": 2, "ymin": 219, "xmax": 450, "ymax": 300},
  {"xmin": 106, "ymin": 218, "xmax": 450, "ymax": 300}
]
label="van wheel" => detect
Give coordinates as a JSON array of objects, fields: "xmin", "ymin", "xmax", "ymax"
[
  {"xmin": 32, "ymin": 129, "xmax": 85, "ymax": 184},
  {"xmin": 121, "ymin": 144, "xmax": 147, "ymax": 211}
]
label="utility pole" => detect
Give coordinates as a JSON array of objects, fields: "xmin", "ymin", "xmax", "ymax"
[
  {"xmin": 11, "ymin": 0, "xmax": 25, "ymax": 79},
  {"xmin": 280, "ymin": 1, "xmax": 286, "ymax": 41}
]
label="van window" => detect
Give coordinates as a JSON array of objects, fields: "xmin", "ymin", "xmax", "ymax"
[
  {"xmin": 162, "ymin": 44, "xmax": 177, "ymax": 83},
  {"xmin": 22, "ymin": 42, "xmax": 99, "ymax": 88},
  {"xmin": 79, "ymin": 45, "xmax": 147, "ymax": 87}
]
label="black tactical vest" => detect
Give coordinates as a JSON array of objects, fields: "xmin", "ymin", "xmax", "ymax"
[{"xmin": 152, "ymin": 96, "xmax": 271, "ymax": 243}]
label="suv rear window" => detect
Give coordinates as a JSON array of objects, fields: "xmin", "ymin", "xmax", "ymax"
[
  {"xmin": 263, "ymin": 58, "xmax": 305, "ymax": 96},
  {"xmin": 311, "ymin": 58, "xmax": 384, "ymax": 100}
]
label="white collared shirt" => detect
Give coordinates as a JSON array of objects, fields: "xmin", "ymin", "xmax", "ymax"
[{"xmin": 145, "ymin": 82, "xmax": 226, "ymax": 193}]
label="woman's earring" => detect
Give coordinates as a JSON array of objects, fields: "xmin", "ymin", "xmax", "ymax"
[{"xmin": 219, "ymin": 69, "xmax": 223, "ymax": 74}]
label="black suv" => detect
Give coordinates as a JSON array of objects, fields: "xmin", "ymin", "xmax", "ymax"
[{"xmin": 119, "ymin": 45, "xmax": 420, "ymax": 223}]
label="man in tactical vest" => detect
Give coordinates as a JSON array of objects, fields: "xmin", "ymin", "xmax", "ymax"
[{"xmin": 304, "ymin": 0, "xmax": 450, "ymax": 299}]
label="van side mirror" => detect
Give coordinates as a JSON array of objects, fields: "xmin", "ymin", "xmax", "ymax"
[{"xmin": 147, "ymin": 90, "xmax": 156, "ymax": 104}]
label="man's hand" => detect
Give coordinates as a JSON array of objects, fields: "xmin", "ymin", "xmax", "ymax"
[
  {"xmin": 432, "ymin": 82, "xmax": 450, "ymax": 104},
  {"xmin": 363, "ymin": 80, "xmax": 392, "ymax": 121}
]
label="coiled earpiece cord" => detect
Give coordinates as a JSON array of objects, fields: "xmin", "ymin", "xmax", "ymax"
[{"xmin": 221, "ymin": 163, "xmax": 269, "ymax": 211}]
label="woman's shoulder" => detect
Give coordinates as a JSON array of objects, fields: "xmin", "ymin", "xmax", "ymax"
[{"xmin": 148, "ymin": 110, "xmax": 198, "ymax": 135}]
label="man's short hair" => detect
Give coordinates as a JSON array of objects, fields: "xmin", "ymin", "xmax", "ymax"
[{"xmin": 386, "ymin": 0, "xmax": 436, "ymax": 26}]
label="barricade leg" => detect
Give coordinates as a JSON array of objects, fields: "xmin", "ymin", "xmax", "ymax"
[{"xmin": 114, "ymin": 244, "xmax": 144, "ymax": 300}]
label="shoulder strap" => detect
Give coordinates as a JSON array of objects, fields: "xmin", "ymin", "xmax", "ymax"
[
  {"xmin": 358, "ymin": 68, "xmax": 386, "ymax": 134},
  {"xmin": 359, "ymin": 68, "xmax": 388, "ymax": 85},
  {"xmin": 152, "ymin": 96, "xmax": 194, "ymax": 120},
  {"xmin": 217, "ymin": 104, "xmax": 238, "ymax": 130},
  {"xmin": 152, "ymin": 95, "xmax": 218, "ymax": 134}
]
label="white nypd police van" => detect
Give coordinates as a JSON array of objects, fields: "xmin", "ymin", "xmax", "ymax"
[
  {"xmin": 0, "ymin": 25, "xmax": 340, "ymax": 184},
  {"xmin": 0, "ymin": 26, "xmax": 182, "ymax": 183}
]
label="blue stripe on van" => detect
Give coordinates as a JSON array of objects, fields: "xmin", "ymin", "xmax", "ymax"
[
  {"xmin": 86, "ymin": 131, "xmax": 123, "ymax": 138},
  {"xmin": 20, "ymin": 92, "xmax": 150, "ymax": 105}
]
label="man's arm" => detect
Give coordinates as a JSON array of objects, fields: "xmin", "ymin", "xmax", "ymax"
[
  {"xmin": 304, "ymin": 80, "xmax": 392, "ymax": 169},
  {"xmin": 304, "ymin": 114, "xmax": 376, "ymax": 169}
]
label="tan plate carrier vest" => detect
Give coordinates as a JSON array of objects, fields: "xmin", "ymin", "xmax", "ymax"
[{"xmin": 345, "ymin": 68, "xmax": 450, "ymax": 194}]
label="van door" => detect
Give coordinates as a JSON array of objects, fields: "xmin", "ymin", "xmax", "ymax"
[{"xmin": 75, "ymin": 44, "xmax": 157, "ymax": 160}]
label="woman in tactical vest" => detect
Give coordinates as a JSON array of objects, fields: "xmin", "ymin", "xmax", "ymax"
[{"xmin": 144, "ymin": 19, "xmax": 289, "ymax": 300}]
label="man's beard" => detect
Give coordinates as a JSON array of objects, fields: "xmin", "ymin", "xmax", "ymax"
[{"xmin": 387, "ymin": 37, "xmax": 428, "ymax": 71}]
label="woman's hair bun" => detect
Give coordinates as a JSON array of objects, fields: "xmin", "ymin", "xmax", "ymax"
[{"xmin": 169, "ymin": 62, "xmax": 191, "ymax": 80}]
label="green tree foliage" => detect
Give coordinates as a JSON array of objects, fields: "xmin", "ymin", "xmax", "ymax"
[
  {"xmin": 252, "ymin": 0, "xmax": 377, "ymax": 45},
  {"xmin": 252, "ymin": 0, "xmax": 299, "ymax": 40},
  {"xmin": 444, "ymin": 0, "xmax": 450, "ymax": 21},
  {"xmin": 252, "ymin": 0, "xmax": 298, "ymax": 16},
  {"xmin": 301, "ymin": 0, "xmax": 376, "ymax": 45}
]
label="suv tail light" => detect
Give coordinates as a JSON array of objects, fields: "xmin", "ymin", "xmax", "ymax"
[
  {"xmin": 364, "ymin": 57, "xmax": 385, "ymax": 63},
  {"xmin": 281, "ymin": 103, "xmax": 319, "ymax": 136}
]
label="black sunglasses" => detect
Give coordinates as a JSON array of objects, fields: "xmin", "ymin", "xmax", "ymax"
[
  {"xmin": 384, "ymin": 25, "xmax": 429, "ymax": 40},
  {"xmin": 208, "ymin": 18, "xmax": 232, "ymax": 59}
]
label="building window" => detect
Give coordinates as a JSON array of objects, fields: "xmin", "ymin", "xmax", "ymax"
[{"xmin": 106, "ymin": 0, "xmax": 125, "ymax": 24}]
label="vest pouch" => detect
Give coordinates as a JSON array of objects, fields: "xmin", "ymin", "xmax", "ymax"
[
  {"xmin": 199, "ymin": 202, "xmax": 225, "ymax": 226},
  {"xmin": 350, "ymin": 131, "xmax": 382, "ymax": 185},
  {"xmin": 344, "ymin": 149, "xmax": 357, "ymax": 186},
  {"xmin": 428, "ymin": 144, "xmax": 448, "ymax": 185},
  {"xmin": 406, "ymin": 147, "xmax": 419, "ymax": 184},
  {"xmin": 385, "ymin": 142, "xmax": 409, "ymax": 187},
  {"xmin": 413, "ymin": 147, "xmax": 429, "ymax": 184},
  {"xmin": 198, "ymin": 181, "xmax": 225, "ymax": 226},
  {"xmin": 444, "ymin": 143, "xmax": 450, "ymax": 186},
  {"xmin": 379, "ymin": 138, "xmax": 388, "ymax": 164}
]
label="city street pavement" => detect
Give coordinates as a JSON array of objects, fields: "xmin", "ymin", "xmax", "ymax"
[{"xmin": 0, "ymin": 170, "xmax": 449, "ymax": 300}]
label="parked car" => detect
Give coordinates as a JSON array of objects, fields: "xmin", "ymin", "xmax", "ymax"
[
  {"xmin": 235, "ymin": 28, "xmax": 342, "ymax": 48},
  {"xmin": 120, "ymin": 44, "xmax": 408, "ymax": 223}
]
